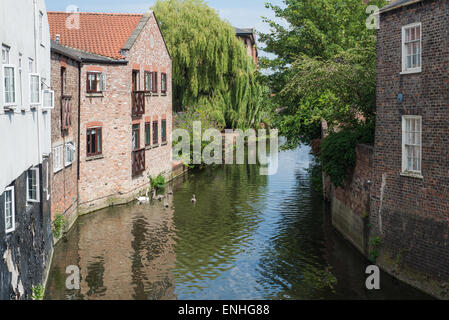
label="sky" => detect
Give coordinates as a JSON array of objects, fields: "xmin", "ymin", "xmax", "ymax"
[{"xmin": 44, "ymin": 0, "xmax": 285, "ymax": 42}]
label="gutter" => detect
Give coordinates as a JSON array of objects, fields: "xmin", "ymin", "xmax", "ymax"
[{"xmin": 380, "ymin": 0, "xmax": 424, "ymax": 14}]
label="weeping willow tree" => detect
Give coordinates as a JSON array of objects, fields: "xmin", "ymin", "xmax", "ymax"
[{"xmin": 152, "ymin": 0, "xmax": 265, "ymax": 129}]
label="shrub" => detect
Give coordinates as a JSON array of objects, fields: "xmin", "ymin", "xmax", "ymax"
[
  {"xmin": 369, "ymin": 236, "xmax": 383, "ymax": 263},
  {"xmin": 52, "ymin": 214, "xmax": 66, "ymax": 239},
  {"xmin": 320, "ymin": 123, "xmax": 374, "ymax": 187},
  {"xmin": 150, "ymin": 175, "xmax": 166, "ymax": 191},
  {"xmin": 31, "ymin": 284, "xmax": 44, "ymax": 300}
]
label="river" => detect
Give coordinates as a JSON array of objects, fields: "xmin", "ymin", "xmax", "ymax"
[{"xmin": 44, "ymin": 145, "xmax": 430, "ymax": 300}]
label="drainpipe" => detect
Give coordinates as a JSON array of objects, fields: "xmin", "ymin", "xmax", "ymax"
[
  {"xmin": 33, "ymin": 0, "xmax": 42, "ymax": 166},
  {"xmin": 77, "ymin": 62, "xmax": 81, "ymax": 182}
]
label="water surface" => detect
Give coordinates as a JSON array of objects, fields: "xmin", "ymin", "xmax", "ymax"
[{"xmin": 45, "ymin": 145, "xmax": 431, "ymax": 300}]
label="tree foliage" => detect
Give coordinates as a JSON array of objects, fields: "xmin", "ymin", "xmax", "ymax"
[
  {"xmin": 320, "ymin": 123, "xmax": 374, "ymax": 187},
  {"xmin": 153, "ymin": 0, "xmax": 268, "ymax": 129},
  {"xmin": 260, "ymin": 0, "xmax": 386, "ymax": 144}
]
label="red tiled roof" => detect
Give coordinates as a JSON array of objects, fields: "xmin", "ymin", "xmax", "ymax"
[{"xmin": 48, "ymin": 12, "xmax": 144, "ymax": 60}]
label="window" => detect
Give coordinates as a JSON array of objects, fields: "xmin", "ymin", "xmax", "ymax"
[
  {"xmin": 3, "ymin": 64, "xmax": 16, "ymax": 106},
  {"xmin": 53, "ymin": 145, "xmax": 63, "ymax": 173},
  {"xmin": 150, "ymin": 72, "xmax": 158, "ymax": 93},
  {"xmin": 61, "ymin": 67, "xmax": 67, "ymax": 95},
  {"xmin": 132, "ymin": 124, "xmax": 140, "ymax": 150},
  {"xmin": 87, "ymin": 72, "xmax": 106, "ymax": 93},
  {"xmin": 42, "ymin": 90, "xmax": 54, "ymax": 109},
  {"xmin": 144, "ymin": 71, "xmax": 152, "ymax": 92},
  {"xmin": 161, "ymin": 73, "xmax": 167, "ymax": 94},
  {"xmin": 65, "ymin": 142, "xmax": 75, "ymax": 166},
  {"xmin": 2, "ymin": 45, "xmax": 10, "ymax": 64},
  {"xmin": 402, "ymin": 116, "xmax": 422, "ymax": 174},
  {"xmin": 87, "ymin": 127, "xmax": 102, "ymax": 156},
  {"xmin": 45, "ymin": 162, "xmax": 50, "ymax": 200},
  {"xmin": 145, "ymin": 122, "xmax": 151, "ymax": 146},
  {"xmin": 29, "ymin": 58, "xmax": 34, "ymax": 73},
  {"xmin": 4, "ymin": 187, "xmax": 15, "ymax": 233},
  {"xmin": 161, "ymin": 119, "xmax": 167, "ymax": 143},
  {"xmin": 18, "ymin": 54, "xmax": 23, "ymax": 108},
  {"xmin": 152, "ymin": 120, "xmax": 158, "ymax": 145},
  {"xmin": 30, "ymin": 74, "xmax": 41, "ymax": 105},
  {"xmin": 402, "ymin": 23, "xmax": 421, "ymax": 73},
  {"xmin": 39, "ymin": 12, "xmax": 44, "ymax": 44},
  {"xmin": 27, "ymin": 167, "xmax": 40, "ymax": 203}
]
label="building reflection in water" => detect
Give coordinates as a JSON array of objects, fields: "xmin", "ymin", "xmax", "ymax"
[{"xmin": 45, "ymin": 197, "xmax": 177, "ymax": 300}]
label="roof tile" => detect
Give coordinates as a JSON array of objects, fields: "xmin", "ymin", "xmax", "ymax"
[{"xmin": 48, "ymin": 12, "xmax": 143, "ymax": 60}]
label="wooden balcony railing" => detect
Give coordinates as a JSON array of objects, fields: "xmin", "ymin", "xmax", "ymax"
[
  {"xmin": 132, "ymin": 91, "xmax": 145, "ymax": 117},
  {"xmin": 132, "ymin": 148, "xmax": 146, "ymax": 176},
  {"xmin": 61, "ymin": 95, "xmax": 72, "ymax": 131}
]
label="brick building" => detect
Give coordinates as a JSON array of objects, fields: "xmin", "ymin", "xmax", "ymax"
[
  {"xmin": 48, "ymin": 11, "xmax": 173, "ymax": 215},
  {"xmin": 49, "ymin": 42, "xmax": 80, "ymax": 227},
  {"xmin": 372, "ymin": 0, "xmax": 449, "ymax": 297},
  {"xmin": 235, "ymin": 27, "xmax": 258, "ymax": 65},
  {"xmin": 0, "ymin": 0, "xmax": 53, "ymax": 299}
]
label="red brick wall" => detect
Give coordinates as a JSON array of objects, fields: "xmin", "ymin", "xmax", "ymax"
[
  {"xmin": 334, "ymin": 144, "xmax": 373, "ymax": 217},
  {"xmin": 324, "ymin": 144, "xmax": 373, "ymax": 254},
  {"xmin": 372, "ymin": 0, "xmax": 449, "ymax": 298},
  {"xmin": 50, "ymin": 51, "xmax": 79, "ymax": 223},
  {"xmin": 78, "ymin": 13, "xmax": 173, "ymax": 214}
]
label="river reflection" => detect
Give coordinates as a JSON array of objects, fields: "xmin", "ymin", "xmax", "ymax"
[{"xmin": 45, "ymin": 145, "xmax": 431, "ymax": 300}]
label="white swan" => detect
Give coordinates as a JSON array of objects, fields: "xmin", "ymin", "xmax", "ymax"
[{"xmin": 137, "ymin": 189, "xmax": 150, "ymax": 204}]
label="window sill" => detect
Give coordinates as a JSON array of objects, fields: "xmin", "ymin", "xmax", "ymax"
[
  {"xmin": 401, "ymin": 171, "xmax": 423, "ymax": 179},
  {"xmin": 161, "ymin": 142, "xmax": 168, "ymax": 146},
  {"xmin": 65, "ymin": 162, "xmax": 74, "ymax": 168},
  {"xmin": 53, "ymin": 168, "xmax": 63, "ymax": 174},
  {"xmin": 152, "ymin": 144, "xmax": 160, "ymax": 149},
  {"xmin": 400, "ymin": 69, "xmax": 421, "ymax": 75},
  {"xmin": 86, "ymin": 93, "xmax": 104, "ymax": 98},
  {"xmin": 86, "ymin": 154, "xmax": 104, "ymax": 162},
  {"xmin": 3, "ymin": 106, "xmax": 16, "ymax": 112},
  {"xmin": 152, "ymin": 93, "xmax": 159, "ymax": 97},
  {"xmin": 161, "ymin": 93, "xmax": 167, "ymax": 96}
]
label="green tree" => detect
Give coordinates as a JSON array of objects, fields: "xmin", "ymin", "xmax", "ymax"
[
  {"xmin": 260, "ymin": 0, "xmax": 386, "ymax": 145},
  {"xmin": 153, "ymin": 0, "xmax": 268, "ymax": 129}
]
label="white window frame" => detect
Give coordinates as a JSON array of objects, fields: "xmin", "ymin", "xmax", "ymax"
[
  {"xmin": 2, "ymin": 64, "xmax": 17, "ymax": 108},
  {"xmin": 29, "ymin": 73, "xmax": 41, "ymax": 106},
  {"xmin": 65, "ymin": 142, "xmax": 76, "ymax": 167},
  {"xmin": 42, "ymin": 89, "xmax": 54, "ymax": 109},
  {"xmin": 39, "ymin": 11, "xmax": 44, "ymax": 45},
  {"xmin": 27, "ymin": 167, "xmax": 40, "ymax": 203},
  {"xmin": 29, "ymin": 58, "xmax": 34, "ymax": 73},
  {"xmin": 4, "ymin": 186, "xmax": 15, "ymax": 234},
  {"xmin": 401, "ymin": 22, "xmax": 422, "ymax": 74},
  {"xmin": 53, "ymin": 145, "xmax": 63, "ymax": 173},
  {"xmin": 45, "ymin": 162, "xmax": 50, "ymax": 200},
  {"xmin": 401, "ymin": 115, "xmax": 423, "ymax": 177}
]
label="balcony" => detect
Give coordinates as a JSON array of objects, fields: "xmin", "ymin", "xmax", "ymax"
[
  {"xmin": 132, "ymin": 91, "xmax": 145, "ymax": 117},
  {"xmin": 61, "ymin": 95, "xmax": 72, "ymax": 131},
  {"xmin": 132, "ymin": 148, "xmax": 146, "ymax": 176}
]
